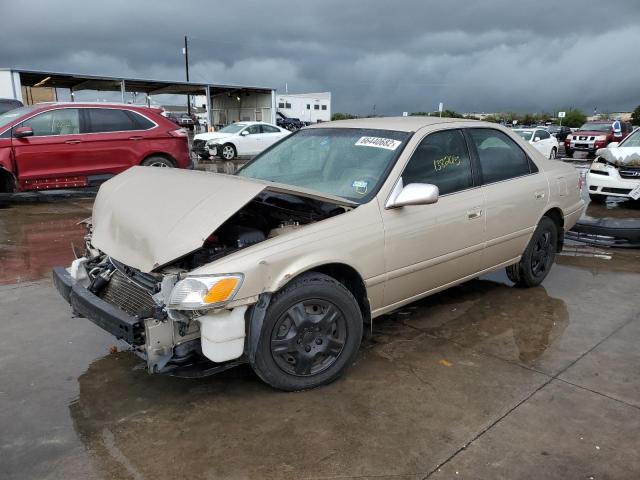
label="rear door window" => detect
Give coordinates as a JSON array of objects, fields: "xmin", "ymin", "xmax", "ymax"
[
  {"xmin": 85, "ymin": 108, "xmax": 138, "ymax": 133},
  {"xmin": 467, "ymin": 128, "xmax": 534, "ymax": 184},
  {"xmin": 402, "ymin": 129, "xmax": 474, "ymax": 195},
  {"xmin": 21, "ymin": 108, "xmax": 80, "ymax": 136}
]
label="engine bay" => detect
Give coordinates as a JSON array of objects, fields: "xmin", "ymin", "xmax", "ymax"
[{"xmin": 168, "ymin": 190, "xmax": 351, "ymax": 270}]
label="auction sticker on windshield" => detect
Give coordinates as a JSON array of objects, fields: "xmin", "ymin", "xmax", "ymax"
[{"xmin": 355, "ymin": 136, "xmax": 402, "ymax": 150}]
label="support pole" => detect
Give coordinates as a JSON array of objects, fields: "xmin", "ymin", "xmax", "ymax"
[
  {"xmin": 205, "ymin": 85, "xmax": 213, "ymax": 131},
  {"xmin": 184, "ymin": 35, "xmax": 191, "ymax": 115},
  {"xmin": 120, "ymin": 79, "xmax": 126, "ymax": 103}
]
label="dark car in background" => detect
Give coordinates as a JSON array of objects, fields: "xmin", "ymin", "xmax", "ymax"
[
  {"xmin": 276, "ymin": 111, "xmax": 304, "ymax": 130},
  {"xmin": 0, "ymin": 98, "xmax": 23, "ymax": 115},
  {"xmin": 0, "ymin": 103, "xmax": 191, "ymax": 193},
  {"xmin": 166, "ymin": 112, "xmax": 197, "ymax": 130},
  {"xmin": 565, "ymin": 121, "xmax": 633, "ymax": 157},
  {"xmin": 547, "ymin": 124, "xmax": 572, "ymax": 141}
]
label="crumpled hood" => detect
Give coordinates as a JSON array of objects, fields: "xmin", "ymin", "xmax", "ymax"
[
  {"xmin": 91, "ymin": 167, "xmax": 354, "ymax": 272},
  {"xmin": 598, "ymin": 147, "xmax": 640, "ymax": 167},
  {"xmin": 193, "ymin": 132, "xmax": 234, "ymax": 142}
]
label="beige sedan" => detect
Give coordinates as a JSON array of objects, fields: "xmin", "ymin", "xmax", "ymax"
[{"xmin": 54, "ymin": 117, "xmax": 584, "ymax": 390}]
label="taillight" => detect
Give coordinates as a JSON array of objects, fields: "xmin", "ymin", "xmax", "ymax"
[{"xmin": 169, "ymin": 128, "xmax": 188, "ymax": 138}]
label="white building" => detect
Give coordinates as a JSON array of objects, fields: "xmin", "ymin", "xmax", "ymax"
[{"xmin": 276, "ymin": 92, "xmax": 331, "ymax": 123}]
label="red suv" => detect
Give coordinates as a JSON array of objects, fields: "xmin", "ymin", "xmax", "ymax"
[
  {"xmin": 564, "ymin": 121, "xmax": 633, "ymax": 158},
  {"xmin": 0, "ymin": 103, "xmax": 191, "ymax": 193}
]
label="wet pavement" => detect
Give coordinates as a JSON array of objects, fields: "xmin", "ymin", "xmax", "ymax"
[{"xmin": 1, "ymin": 198, "xmax": 640, "ymax": 479}]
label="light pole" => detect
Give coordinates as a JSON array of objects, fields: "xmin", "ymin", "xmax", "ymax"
[{"xmin": 183, "ymin": 35, "xmax": 191, "ymax": 115}]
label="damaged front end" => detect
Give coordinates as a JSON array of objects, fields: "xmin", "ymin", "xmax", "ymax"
[{"xmin": 53, "ymin": 168, "xmax": 353, "ymax": 376}]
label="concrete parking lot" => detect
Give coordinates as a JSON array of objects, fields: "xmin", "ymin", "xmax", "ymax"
[{"xmin": 1, "ymin": 192, "xmax": 640, "ymax": 479}]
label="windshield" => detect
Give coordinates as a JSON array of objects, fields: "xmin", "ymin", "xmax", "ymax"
[
  {"xmin": 237, "ymin": 128, "xmax": 410, "ymax": 203},
  {"xmin": 620, "ymin": 128, "xmax": 640, "ymax": 147},
  {"xmin": 514, "ymin": 130, "xmax": 533, "ymax": 141},
  {"xmin": 579, "ymin": 123, "xmax": 611, "ymax": 132},
  {"xmin": 0, "ymin": 106, "xmax": 37, "ymax": 130},
  {"xmin": 218, "ymin": 123, "xmax": 247, "ymax": 134}
]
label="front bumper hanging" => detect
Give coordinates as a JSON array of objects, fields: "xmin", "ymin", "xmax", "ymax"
[{"xmin": 52, "ymin": 266, "xmax": 143, "ymax": 345}]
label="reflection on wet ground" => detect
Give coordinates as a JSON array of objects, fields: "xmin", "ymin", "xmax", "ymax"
[
  {"xmin": 0, "ymin": 201, "xmax": 91, "ymax": 284},
  {"xmin": 1, "ymin": 197, "xmax": 640, "ymax": 479}
]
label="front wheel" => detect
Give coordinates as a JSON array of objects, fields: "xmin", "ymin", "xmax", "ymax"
[
  {"xmin": 506, "ymin": 216, "xmax": 558, "ymax": 288},
  {"xmin": 219, "ymin": 143, "xmax": 236, "ymax": 160},
  {"xmin": 251, "ymin": 272, "xmax": 363, "ymax": 391}
]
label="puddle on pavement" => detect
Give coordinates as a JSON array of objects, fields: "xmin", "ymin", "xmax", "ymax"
[
  {"xmin": 0, "ymin": 201, "xmax": 92, "ymax": 284},
  {"xmin": 369, "ymin": 278, "xmax": 569, "ymax": 365}
]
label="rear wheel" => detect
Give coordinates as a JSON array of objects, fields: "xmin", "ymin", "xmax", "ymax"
[
  {"xmin": 589, "ymin": 193, "xmax": 607, "ymax": 203},
  {"xmin": 251, "ymin": 272, "xmax": 363, "ymax": 391},
  {"xmin": 565, "ymin": 149, "xmax": 573, "ymax": 158},
  {"xmin": 141, "ymin": 156, "xmax": 174, "ymax": 168},
  {"xmin": 549, "ymin": 147, "xmax": 557, "ymax": 159},
  {"xmin": 506, "ymin": 216, "xmax": 558, "ymax": 288}
]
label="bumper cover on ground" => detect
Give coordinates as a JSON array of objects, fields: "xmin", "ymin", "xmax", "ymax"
[
  {"xmin": 568, "ymin": 217, "xmax": 640, "ymax": 247},
  {"xmin": 52, "ymin": 267, "xmax": 143, "ymax": 344}
]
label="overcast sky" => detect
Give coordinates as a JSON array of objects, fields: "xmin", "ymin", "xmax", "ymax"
[{"xmin": 2, "ymin": 0, "xmax": 639, "ymax": 115}]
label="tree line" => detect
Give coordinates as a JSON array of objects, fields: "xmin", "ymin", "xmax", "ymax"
[{"xmin": 333, "ymin": 106, "xmax": 640, "ymax": 128}]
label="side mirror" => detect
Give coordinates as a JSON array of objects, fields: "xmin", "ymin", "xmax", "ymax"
[
  {"xmin": 13, "ymin": 126, "xmax": 33, "ymax": 138},
  {"xmin": 606, "ymin": 142, "xmax": 619, "ymax": 149},
  {"xmin": 388, "ymin": 183, "xmax": 439, "ymax": 208},
  {"xmin": 240, "ymin": 130, "xmax": 249, "ymax": 136},
  {"xmin": 533, "ymin": 137, "xmax": 541, "ymax": 142}
]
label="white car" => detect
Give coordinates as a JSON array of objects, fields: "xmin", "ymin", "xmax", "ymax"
[
  {"xmin": 513, "ymin": 128, "xmax": 559, "ymax": 159},
  {"xmin": 586, "ymin": 128, "xmax": 640, "ymax": 203},
  {"xmin": 192, "ymin": 122, "xmax": 290, "ymax": 160}
]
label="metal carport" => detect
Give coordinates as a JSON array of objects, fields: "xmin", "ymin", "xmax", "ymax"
[{"xmin": 0, "ymin": 68, "xmax": 276, "ymax": 129}]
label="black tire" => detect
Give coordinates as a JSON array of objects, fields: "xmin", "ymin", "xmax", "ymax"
[
  {"xmin": 565, "ymin": 149, "xmax": 573, "ymax": 158},
  {"xmin": 140, "ymin": 156, "xmax": 174, "ymax": 168},
  {"xmin": 251, "ymin": 272, "xmax": 363, "ymax": 391},
  {"xmin": 549, "ymin": 147, "xmax": 557, "ymax": 159},
  {"xmin": 506, "ymin": 216, "xmax": 558, "ymax": 288},
  {"xmin": 589, "ymin": 193, "xmax": 607, "ymax": 203},
  {"xmin": 219, "ymin": 143, "xmax": 236, "ymax": 160}
]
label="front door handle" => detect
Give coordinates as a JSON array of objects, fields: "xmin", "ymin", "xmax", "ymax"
[
  {"xmin": 467, "ymin": 208, "xmax": 483, "ymax": 220},
  {"xmin": 65, "ymin": 139, "xmax": 82, "ymax": 144},
  {"xmin": 128, "ymin": 136, "xmax": 144, "ymax": 141},
  {"xmin": 535, "ymin": 190, "xmax": 546, "ymax": 199}
]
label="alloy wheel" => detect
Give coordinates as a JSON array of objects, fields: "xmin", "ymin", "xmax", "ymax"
[{"xmin": 222, "ymin": 146, "xmax": 235, "ymax": 160}]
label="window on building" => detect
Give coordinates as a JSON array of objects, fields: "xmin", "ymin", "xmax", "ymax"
[
  {"xmin": 314, "ymin": 105, "xmax": 320, "ymax": 110},
  {"xmin": 285, "ymin": 102, "xmax": 291, "ymax": 109},
  {"xmin": 306, "ymin": 104, "xmax": 311, "ymax": 109},
  {"xmin": 321, "ymin": 105, "xmax": 327, "ymax": 111},
  {"xmin": 278, "ymin": 102, "xmax": 285, "ymax": 109}
]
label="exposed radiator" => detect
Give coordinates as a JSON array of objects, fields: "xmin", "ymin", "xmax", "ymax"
[{"xmin": 99, "ymin": 270, "xmax": 156, "ymax": 318}]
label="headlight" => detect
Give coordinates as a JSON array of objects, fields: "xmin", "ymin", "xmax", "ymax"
[
  {"xmin": 167, "ymin": 274, "xmax": 243, "ymax": 310},
  {"xmin": 595, "ymin": 135, "xmax": 607, "ymax": 141}
]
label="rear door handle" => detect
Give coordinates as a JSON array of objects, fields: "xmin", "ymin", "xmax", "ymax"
[
  {"xmin": 128, "ymin": 136, "xmax": 144, "ymax": 141},
  {"xmin": 65, "ymin": 139, "xmax": 82, "ymax": 144},
  {"xmin": 467, "ymin": 208, "xmax": 483, "ymax": 220}
]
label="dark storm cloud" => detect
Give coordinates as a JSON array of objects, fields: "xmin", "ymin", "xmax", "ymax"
[{"xmin": 2, "ymin": 0, "xmax": 640, "ymax": 114}]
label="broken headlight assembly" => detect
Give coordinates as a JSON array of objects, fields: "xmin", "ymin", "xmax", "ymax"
[{"xmin": 167, "ymin": 274, "xmax": 244, "ymax": 310}]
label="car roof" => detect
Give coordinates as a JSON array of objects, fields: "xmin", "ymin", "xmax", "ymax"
[{"xmin": 305, "ymin": 116, "xmax": 486, "ymax": 133}]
